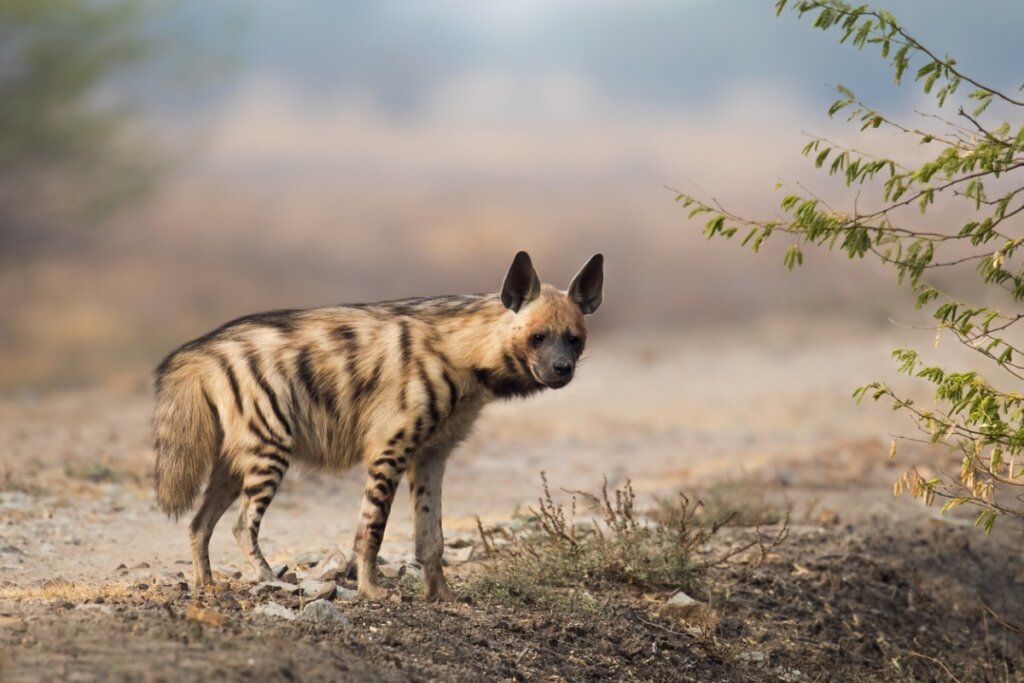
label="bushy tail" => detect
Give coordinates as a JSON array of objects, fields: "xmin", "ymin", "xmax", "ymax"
[{"xmin": 153, "ymin": 367, "xmax": 222, "ymax": 519}]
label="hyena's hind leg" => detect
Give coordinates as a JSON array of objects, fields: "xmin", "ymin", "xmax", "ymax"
[
  {"xmin": 189, "ymin": 458, "xmax": 242, "ymax": 588},
  {"xmin": 408, "ymin": 451, "xmax": 456, "ymax": 602},
  {"xmin": 232, "ymin": 449, "xmax": 290, "ymax": 582},
  {"xmin": 352, "ymin": 434, "xmax": 411, "ymax": 598}
]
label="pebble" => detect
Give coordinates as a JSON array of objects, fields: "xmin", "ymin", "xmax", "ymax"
[
  {"xmin": 335, "ymin": 587, "xmax": 360, "ymax": 602},
  {"xmin": 250, "ymin": 581, "xmax": 301, "ymax": 597},
  {"xmin": 379, "ymin": 564, "xmax": 401, "ymax": 579},
  {"xmin": 255, "ymin": 602, "xmax": 296, "ymax": 621},
  {"xmin": 317, "ymin": 553, "xmax": 347, "ymax": 582},
  {"xmin": 272, "ymin": 564, "xmax": 289, "ymax": 578},
  {"xmin": 446, "ymin": 546, "xmax": 474, "ymax": 564},
  {"xmin": 298, "ymin": 599, "xmax": 350, "ymax": 626},
  {"xmin": 298, "ymin": 580, "xmax": 337, "ymax": 601},
  {"xmin": 660, "ymin": 590, "xmax": 719, "ymax": 628}
]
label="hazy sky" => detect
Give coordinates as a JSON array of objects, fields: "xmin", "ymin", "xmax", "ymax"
[{"xmin": 174, "ymin": 1, "xmax": 1023, "ymax": 117}]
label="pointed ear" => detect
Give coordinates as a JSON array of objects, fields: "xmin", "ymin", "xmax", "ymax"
[
  {"xmin": 501, "ymin": 251, "xmax": 541, "ymax": 312},
  {"xmin": 567, "ymin": 253, "xmax": 604, "ymax": 314}
]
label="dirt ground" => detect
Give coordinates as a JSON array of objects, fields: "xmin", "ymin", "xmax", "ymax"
[{"xmin": 2, "ymin": 319, "xmax": 1022, "ymax": 682}]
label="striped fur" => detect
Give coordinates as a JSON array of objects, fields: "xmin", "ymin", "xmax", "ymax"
[{"xmin": 152, "ymin": 252, "xmax": 603, "ymax": 600}]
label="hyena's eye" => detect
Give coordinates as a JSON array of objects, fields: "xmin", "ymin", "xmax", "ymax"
[
  {"xmin": 567, "ymin": 335, "xmax": 581, "ymax": 349},
  {"xmin": 531, "ymin": 333, "xmax": 546, "ymax": 347}
]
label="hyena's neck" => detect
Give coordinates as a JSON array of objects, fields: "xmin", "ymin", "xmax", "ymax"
[
  {"xmin": 429, "ymin": 296, "xmax": 543, "ymax": 399},
  {"xmin": 429, "ymin": 296, "xmax": 515, "ymax": 370}
]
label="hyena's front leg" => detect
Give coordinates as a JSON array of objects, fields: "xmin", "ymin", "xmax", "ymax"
[
  {"xmin": 353, "ymin": 442, "xmax": 409, "ymax": 598},
  {"xmin": 407, "ymin": 452, "xmax": 455, "ymax": 602}
]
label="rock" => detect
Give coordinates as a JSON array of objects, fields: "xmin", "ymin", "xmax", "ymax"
[
  {"xmin": 445, "ymin": 537, "xmax": 472, "ymax": 549},
  {"xmin": 379, "ymin": 564, "xmax": 401, "ymax": 579},
  {"xmin": 255, "ymin": 602, "xmax": 296, "ymax": 620},
  {"xmin": 249, "ymin": 581, "xmax": 301, "ymax": 597},
  {"xmin": 299, "ymin": 599, "xmax": 350, "ymax": 625},
  {"xmin": 130, "ymin": 562, "xmax": 151, "ymax": 570},
  {"xmin": 401, "ymin": 563, "xmax": 423, "ymax": 581},
  {"xmin": 660, "ymin": 591, "xmax": 719, "ymax": 630},
  {"xmin": 317, "ymin": 552, "xmax": 348, "ymax": 581},
  {"xmin": 446, "ymin": 546, "xmax": 474, "ymax": 564},
  {"xmin": 299, "ymin": 598, "xmax": 350, "ymax": 626},
  {"xmin": 294, "ymin": 551, "xmax": 321, "ymax": 568},
  {"xmin": 281, "ymin": 571, "xmax": 298, "ymax": 585},
  {"xmin": 298, "ymin": 580, "xmax": 337, "ymax": 601},
  {"xmin": 335, "ymin": 587, "xmax": 360, "ymax": 602},
  {"xmin": 272, "ymin": 564, "xmax": 289, "ymax": 578}
]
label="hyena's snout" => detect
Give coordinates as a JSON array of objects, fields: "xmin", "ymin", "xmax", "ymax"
[{"xmin": 534, "ymin": 351, "xmax": 576, "ymax": 388}]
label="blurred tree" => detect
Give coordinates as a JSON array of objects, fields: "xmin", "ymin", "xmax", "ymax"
[
  {"xmin": 677, "ymin": 1, "xmax": 1024, "ymax": 529},
  {"xmin": 0, "ymin": 0, "xmax": 173, "ymax": 261}
]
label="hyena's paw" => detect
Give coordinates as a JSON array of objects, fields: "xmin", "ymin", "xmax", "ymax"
[
  {"xmin": 424, "ymin": 584, "xmax": 457, "ymax": 603},
  {"xmin": 358, "ymin": 583, "xmax": 390, "ymax": 600}
]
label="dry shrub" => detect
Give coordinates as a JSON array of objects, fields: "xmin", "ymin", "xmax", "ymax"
[{"xmin": 469, "ymin": 473, "xmax": 789, "ymax": 610}]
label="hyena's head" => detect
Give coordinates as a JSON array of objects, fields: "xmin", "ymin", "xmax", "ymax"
[{"xmin": 499, "ymin": 251, "xmax": 604, "ymax": 389}]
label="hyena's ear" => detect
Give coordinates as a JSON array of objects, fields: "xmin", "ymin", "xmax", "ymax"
[
  {"xmin": 567, "ymin": 253, "xmax": 604, "ymax": 314},
  {"xmin": 501, "ymin": 251, "xmax": 542, "ymax": 312}
]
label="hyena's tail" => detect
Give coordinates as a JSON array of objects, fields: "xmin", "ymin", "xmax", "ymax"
[{"xmin": 153, "ymin": 363, "xmax": 222, "ymax": 519}]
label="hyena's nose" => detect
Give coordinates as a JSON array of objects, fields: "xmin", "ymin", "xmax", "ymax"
[{"xmin": 553, "ymin": 361, "xmax": 573, "ymax": 377}]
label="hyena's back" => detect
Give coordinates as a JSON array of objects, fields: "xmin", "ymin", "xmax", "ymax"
[{"xmin": 152, "ymin": 304, "xmax": 473, "ymax": 518}]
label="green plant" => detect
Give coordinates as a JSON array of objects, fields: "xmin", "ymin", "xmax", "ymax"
[{"xmin": 675, "ymin": 0, "xmax": 1024, "ymax": 530}]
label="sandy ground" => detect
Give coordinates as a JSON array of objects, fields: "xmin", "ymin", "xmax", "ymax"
[{"xmin": 2, "ymin": 317, "xmax": 1021, "ymax": 681}]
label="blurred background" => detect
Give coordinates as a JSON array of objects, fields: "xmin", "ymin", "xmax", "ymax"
[{"xmin": 2, "ymin": 0, "xmax": 1023, "ymax": 393}]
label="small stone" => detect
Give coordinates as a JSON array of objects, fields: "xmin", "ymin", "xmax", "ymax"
[
  {"xmin": 299, "ymin": 599, "xmax": 350, "ymax": 626},
  {"xmin": 660, "ymin": 591, "xmax": 719, "ymax": 630},
  {"xmin": 379, "ymin": 564, "xmax": 401, "ymax": 579},
  {"xmin": 272, "ymin": 564, "xmax": 289, "ymax": 578},
  {"xmin": 255, "ymin": 602, "xmax": 296, "ymax": 620},
  {"xmin": 401, "ymin": 563, "xmax": 423, "ymax": 580},
  {"xmin": 298, "ymin": 580, "xmax": 337, "ymax": 601},
  {"xmin": 446, "ymin": 546, "xmax": 474, "ymax": 564},
  {"xmin": 130, "ymin": 562, "xmax": 151, "ymax": 570},
  {"xmin": 294, "ymin": 552, "xmax": 321, "ymax": 568},
  {"xmin": 445, "ymin": 538, "xmax": 472, "ymax": 549},
  {"xmin": 281, "ymin": 571, "xmax": 298, "ymax": 585},
  {"xmin": 249, "ymin": 581, "xmax": 301, "ymax": 597},
  {"xmin": 335, "ymin": 587, "xmax": 360, "ymax": 602}
]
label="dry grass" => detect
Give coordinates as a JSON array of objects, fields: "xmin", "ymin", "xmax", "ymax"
[
  {"xmin": 467, "ymin": 474, "xmax": 788, "ymax": 611},
  {"xmin": 0, "ymin": 579, "xmax": 139, "ymax": 603}
]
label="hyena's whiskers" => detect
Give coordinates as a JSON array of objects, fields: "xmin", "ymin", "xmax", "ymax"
[{"xmin": 152, "ymin": 251, "xmax": 604, "ymax": 600}]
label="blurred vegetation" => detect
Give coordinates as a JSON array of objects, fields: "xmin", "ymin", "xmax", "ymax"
[
  {"xmin": 0, "ymin": 0, "xmax": 211, "ymax": 262},
  {"xmin": 677, "ymin": 0, "xmax": 1024, "ymax": 530}
]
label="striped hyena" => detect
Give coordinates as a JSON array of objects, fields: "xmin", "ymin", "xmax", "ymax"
[{"xmin": 152, "ymin": 251, "xmax": 604, "ymax": 600}]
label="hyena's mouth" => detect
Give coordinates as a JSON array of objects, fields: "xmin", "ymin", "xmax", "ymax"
[{"xmin": 531, "ymin": 366, "xmax": 573, "ymax": 389}]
